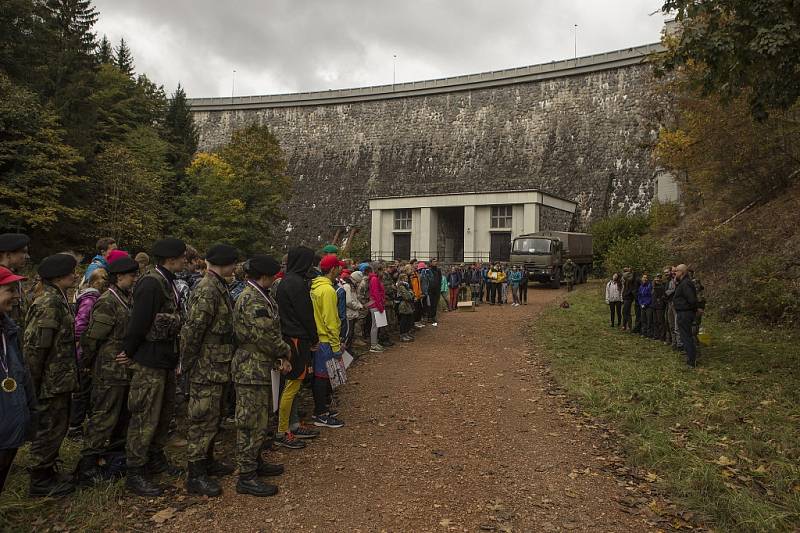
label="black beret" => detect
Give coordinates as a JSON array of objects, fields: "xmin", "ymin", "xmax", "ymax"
[
  {"xmin": 245, "ymin": 255, "xmax": 280, "ymax": 277},
  {"xmin": 38, "ymin": 253, "xmax": 77, "ymax": 279},
  {"xmin": 151, "ymin": 238, "xmax": 186, "ymax": 259},
  {"xmin": 205, "ymin": 244, "xmax": 239, "ymax": 266},
  {"xmin": 108, "ymin": 256, "xmax": 139, "ymax": 275},
  {"xmin": 0, "ymin": 233, "xmax": 30, "ymax": 252}
]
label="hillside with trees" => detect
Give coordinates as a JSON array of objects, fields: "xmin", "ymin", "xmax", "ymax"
[{"xmin": 0, "ymin": 0, "xmax": 290, "ymax": 258}]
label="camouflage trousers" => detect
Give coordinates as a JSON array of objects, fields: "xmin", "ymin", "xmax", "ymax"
[
  {"xmin": 82, "ymin": 381, "xmax": 130, "ymax": 457},
  {"xmin": 126, "ymin": 363, "xmax": 176, "ymax": 468},
  {"xmin": 234, "ymin": 383, "xmax": 270, "ymax": 475},
  {"xmin": 186, "ymin": 382, "xmax": 225, "ymax": 462},
  {"xmin": 29, "ymin": 392, "xmax": 70, "ymax": 470}
]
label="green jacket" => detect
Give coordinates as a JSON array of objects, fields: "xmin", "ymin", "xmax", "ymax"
[
  {"xmin": 180, "ymin": 272, "xmax": 235, "ymax": 384},
  {"xmin": 80, "ymin": 287, "xmax": 132, "ymax": 384},
  {"xmin": 23, "ymin": 283, "xmax": 78, "ymax": 398},
  {"xmin": 231, "ymin": 282, "xmax": 289, "ymax": 385}
]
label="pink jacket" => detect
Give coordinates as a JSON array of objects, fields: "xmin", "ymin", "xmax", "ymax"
[
  {"xmin": 74, "ymin": 288, "xmax": 100, "ymax": 360},
  {"xmin": 368, "ymin": 273, "xmax": 385, "ymax": 313}
]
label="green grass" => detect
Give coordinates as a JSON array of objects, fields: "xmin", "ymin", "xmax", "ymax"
[
  {"xmin": 0, "ymin": 441, "xmax": 130, "ymax": 532},
  {"xmin": 531, "ymin": 282, "xmax": 800, "ymax": 532}
]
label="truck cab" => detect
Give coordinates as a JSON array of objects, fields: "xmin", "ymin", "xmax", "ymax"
[{"xmin": 510, "ymin": 231, "xmax": 593, "ymax": 288}]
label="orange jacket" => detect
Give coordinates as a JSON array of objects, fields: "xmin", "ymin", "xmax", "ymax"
[{"xmin": 410, "ymin": 272, "xmax": 422, "ymax": 299}]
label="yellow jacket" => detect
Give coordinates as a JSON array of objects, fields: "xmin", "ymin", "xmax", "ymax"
[{"xmin": 310, "ymin": 276, "xmax": 341, "ymax": 352}]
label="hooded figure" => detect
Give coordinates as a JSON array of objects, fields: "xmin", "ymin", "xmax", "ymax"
[{"xmin": 275, "ymin": 247, "xmax": 319, "ymax": 382}]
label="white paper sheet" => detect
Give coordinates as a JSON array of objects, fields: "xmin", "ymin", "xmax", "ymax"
[
  {"xmin": 270, "ymin": 369, "xmax": 281, "ymax": 412},
  {"xmin": 342, "ymin": 350, "xmax": 354, "ymax": 369},
  {"xmin": 374, "ymin": 310, "xmax": 388, "ymax": 328}
]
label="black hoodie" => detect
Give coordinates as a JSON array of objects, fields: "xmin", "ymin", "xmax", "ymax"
[{"xmin": 276, "ymin": 246, "xmax": 320, "ymax": 344}]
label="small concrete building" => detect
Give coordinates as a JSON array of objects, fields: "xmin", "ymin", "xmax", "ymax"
[{"xmin": 369, "ymin": 190, "xmax": 577, "ymax": 263}]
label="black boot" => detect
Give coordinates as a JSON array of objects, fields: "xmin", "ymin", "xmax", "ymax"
[
  {"xmin": 256, "ymin": 457, "xmax": 284, "ymax": 477},
  {"xmin": 206, "ymin": 443, "xmax": 234, "ymax": 477},
  {"xmin": 75, "ymin": 455, "xmax": 104, "ymax": 487},
  {"xmin": 236, "ymin": 472, "xmax": 278, "ymax": 497},
  {"xmin": 29, "ymin": 466, "xmax": 75, "ymax": 497},
  {"xmin": 144, "ymin": 450, "xmax": 184, "ymax": 476},
  {"xmin": 186, "ymin": 460, "xmax": 222, "ymax": 497},
  {"xmin": 125, "ymin": 466, "xmax": 163, "ymax": 497}
]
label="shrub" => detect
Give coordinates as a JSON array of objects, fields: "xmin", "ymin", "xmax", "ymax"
[
  {"xmin": 717, "ymin": 255, "xmax": 800, "ymax": 326},
  {"xmin": 649, "ymin": 200, "xmax": 681, "ymax": 231},
  {"xmin": 604, "ymin": 235, "xmax": 671, "ymax": 277},
  {"xmin": 590, "ymin": 213, "xmax": 650, "ymax": 274}
]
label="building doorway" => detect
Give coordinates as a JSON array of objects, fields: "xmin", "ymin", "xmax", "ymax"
[
  {"xmin": 435, "ymin": 207, "xmax": 464, "ymax": 263},
  {"xmin": 393, "ymin": 233, "xmax": 411, "ymax": 260},
  {"xmin": 490, "ymin": 232, "xmax": 511, "ymax": 262}
]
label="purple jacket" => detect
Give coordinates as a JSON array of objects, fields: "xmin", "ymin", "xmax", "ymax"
[{"xmin": 74, "ymin": 288, "xmax": 101, "ymax": 360}]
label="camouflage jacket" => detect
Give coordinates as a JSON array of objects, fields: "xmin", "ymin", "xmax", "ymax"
[
  {"xmin": 396, "ymin": 282, "xmax": 415, "ymax": 315},
  {"xmin": 231, "ymin": 282, "xmax": 290, "ymax": 385},
  {"xmin": 80, "ymin": 287, "xmax": 132, "ymax": 384},
  {"xmin": 7, "ymin": 280, "xmax": 29, "ymax": 336},
  {"xmin": 381, "ymin": 271, "xmax": 397, "ymax": 300},
  {"xmin": 562, "ymin": 261, "xmax": 576, "ymax": 281},
  {"xmin": 23, "ymin": 283, "xmax": 78, "ymax": 398},
  {"xmin": 180, "ymin": 272, "xmax": 235, "ymax": 384}
]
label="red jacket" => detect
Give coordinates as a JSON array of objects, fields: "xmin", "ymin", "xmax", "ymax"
[{"xmin": 368, "ymin": 273, "xmax": 385, "ymax": 313}]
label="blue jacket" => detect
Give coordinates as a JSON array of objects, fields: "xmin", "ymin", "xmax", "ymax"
[
  {"xmin": 447, "ymin": 271, "xmax": 462, "ymax": 288},
  {"xmin": 510, "ymin": 270, "xmax": 523, "ymax": 286},
  {"xmin": 0, "ymin": 315, "xmax": 35, "ymax": 450},
  {"xmin": 637, "ymin": 282, "xmax": 653, "ymax": 308},
  {"xmin": 481, "ymin": 267, "xmax": 489, "ymax": 282},
  {"xmin": 84, "ymin": 255, "xmax": 109, "ymax": 282},
  {"xmin": 336, "ymin": 284, "xmax": 348, "ymax": 340}
]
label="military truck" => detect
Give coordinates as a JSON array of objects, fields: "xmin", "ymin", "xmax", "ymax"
[{"xmin": 510, "ymin": 231, "xmax": 593, "ymax": 288}]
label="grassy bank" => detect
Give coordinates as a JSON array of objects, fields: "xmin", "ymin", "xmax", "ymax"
[{"xmin": 530, "ymin": 282, "xmax": 800, "ymax": 532}]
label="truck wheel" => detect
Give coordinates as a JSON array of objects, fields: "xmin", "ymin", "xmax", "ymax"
[{"xmin": 550, "ymin": 269, "xmax": 561, "ymax": 289}]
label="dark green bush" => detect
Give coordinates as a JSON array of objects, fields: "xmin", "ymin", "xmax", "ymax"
[
  {"xmin": 604, "ymin": 235, "xmax": 671, "ymax": 277},
  {"xmin": 590, "ymin": 213, "xmax": 651, "ymax": 274}
]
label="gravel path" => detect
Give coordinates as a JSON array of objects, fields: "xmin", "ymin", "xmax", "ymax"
[{"xmin": 163, "ymin": 286, "xmax": 656, "ymax": 532}]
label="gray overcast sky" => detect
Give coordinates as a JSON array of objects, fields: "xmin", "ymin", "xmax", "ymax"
[{"xmin": 92, "ymin": 0, "xmax": 668, "ymax": 98}]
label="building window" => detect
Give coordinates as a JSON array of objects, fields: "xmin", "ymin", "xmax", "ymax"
[
  {"xmin": 394, "ymin": 209, "xmax": 412, "ymax": 230},
  {"xmin": 490, "ymin": 205, "xmax": 512, "ymax": 229}
]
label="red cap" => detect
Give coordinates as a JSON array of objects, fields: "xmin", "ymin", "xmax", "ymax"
[
  {"xmin": 106, "ymin": 250, "xmax": 130, "ymax": 264},
  {"xmin": 340, "ymin": 269, "xmax": 352, "ymax": 278},
  {"xmin": 0, "ymin": 267, "xmax": 26, "ymax": 286},
  {"xmin": 319, "ymin": 254, "xmax": 345, "ymax": 273}
]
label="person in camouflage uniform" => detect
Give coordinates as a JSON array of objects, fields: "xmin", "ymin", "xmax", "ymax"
[
  {"xmin": 232, "ymin": 255, "xmax": 290, "ymax": 497},
  {"xmin": 0, "ymin": 234, "xmax": 31, "ymax": 333},
  {"xmin": 180, "ymin": 244, "xmax": 238, "ymax": 497},
  {"xmin": 562, "ymin": 259, "xmax": 577, "ymax": 292},
  {"xmin": 75, "ymin": 256, "xmax": 139, "ymax": 486},
  {"xmin": 24, "ymin": 253, "xmax": 79, "ymax": 497},
  {"xmin": 124, "ymin": 238, "xmax": 187, "ymax": 497}
]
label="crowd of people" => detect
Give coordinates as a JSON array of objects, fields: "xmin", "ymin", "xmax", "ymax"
[
  {"xmin": 0, "ymin": 232, "xmax": 541, "ymax": 501},
  {"xmin": 604, "ymin": 264, "xmax": 706, "ymax": 368}
]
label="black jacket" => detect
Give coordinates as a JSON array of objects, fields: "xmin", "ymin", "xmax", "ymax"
[
  {"xmin": 276, "ymin": 247, "xmax": 320, "ymax": 345},
  {"xmin": 651, "ymin": 282, "xmax": 667, "ymax": 310},
  {"xmin": 430, "ymin": 266, "xmax": 443, "ymax": 293},
  {"xmin": 673, "ymin": 276, "xmax": 698, "ymax": 312},
  {"xmin": 124, "ymin": 266, "xmax": 180, "ymax": 369}
]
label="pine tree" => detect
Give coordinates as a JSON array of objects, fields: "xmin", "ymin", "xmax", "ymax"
[
  {"xmin": 115, "ymin": 37, "xmax": 134, "ymax": 76},
  {"xmin": 0, "ymin": 73, "xmax": 84, "ymax": 233},
  {"xmin": 97, "ymin": 34, "xmax": 113, "ymax": 64},
  {"xmin": 165, "ymin": 84, "xmax": 199, "ymax": 172},
  {"xmin": 41, "ymin": 0, "xmax": 101, "ymax": 159}
]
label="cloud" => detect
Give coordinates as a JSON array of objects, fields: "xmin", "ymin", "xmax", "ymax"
[{"xmin": 92, "ymin": 0, "xmax": 667, "ymax": 98}]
